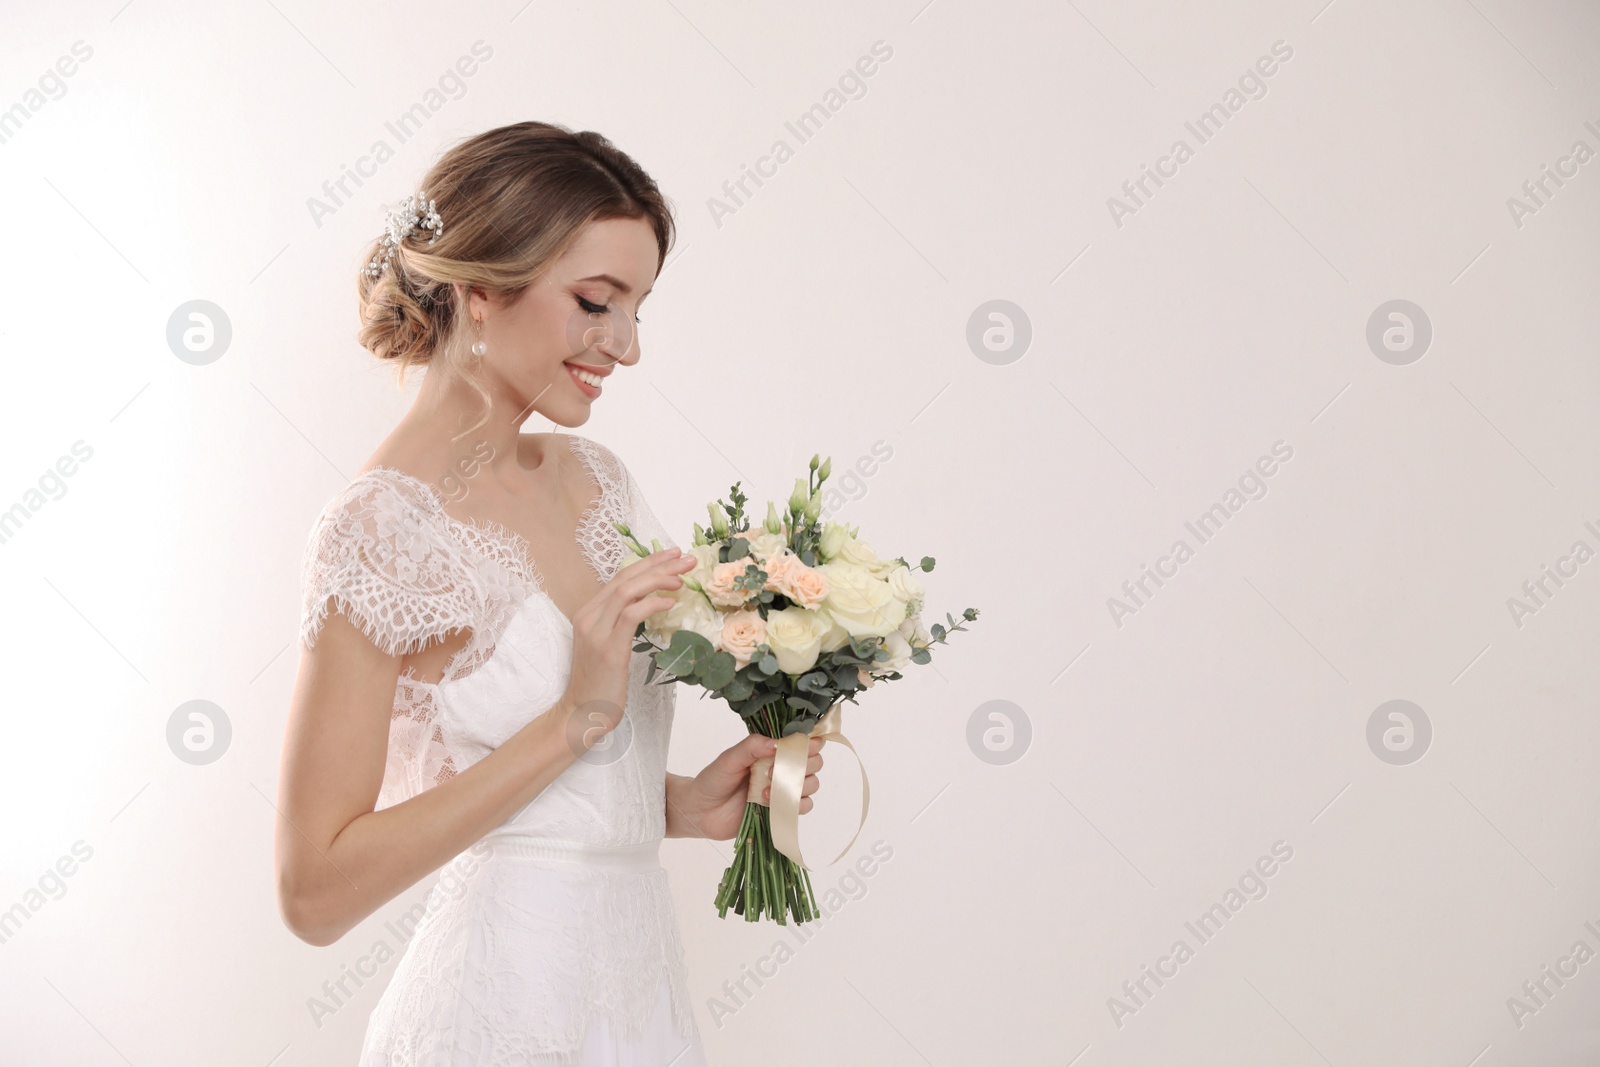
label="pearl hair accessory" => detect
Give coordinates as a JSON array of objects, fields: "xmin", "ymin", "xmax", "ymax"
[{"xmin": 363, "ymin": 191, "xmax": 444, "ymax": 279}]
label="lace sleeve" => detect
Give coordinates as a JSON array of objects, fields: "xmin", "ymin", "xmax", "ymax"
[
  {"xmin": 298, "ymin": 473, "xmax": 479, "ymax": 658},
  {"xmin": 614, "ymin": 451, "xmax": 679, "ymax": 555}
]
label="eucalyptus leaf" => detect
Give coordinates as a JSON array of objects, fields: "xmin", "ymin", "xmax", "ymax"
[
  {"xmin": 782, "ymin": 716, "xmax": 818, "ymax": 737},
  {"xmin": 786, "ymin": 693, "xmax": 822, "ymax": 715},
  {"xmin": 656, "ymin": 629, "xmax": 711, "ymax": 676},
  {"xmin": 796, "ymin": 670, "xmax": 828, "ymax": 694},
  {"xmin": 698, "ymin": 650, "xmax": 738, "ymax": 691}
]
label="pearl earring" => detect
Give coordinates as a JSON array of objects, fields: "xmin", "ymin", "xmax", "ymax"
[{"xmin": 471, "ymin": 316, "xmax": 488, "ymax": 357}]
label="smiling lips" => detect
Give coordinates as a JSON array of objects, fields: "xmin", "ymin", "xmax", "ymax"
[{"xmin": 565, "ymin": 360, "xmax": 609, "ymax": 397}]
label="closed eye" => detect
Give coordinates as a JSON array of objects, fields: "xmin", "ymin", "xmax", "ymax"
[{"xmin": 576, "ymin": 295, "xmax": 641, "ymax": 324}]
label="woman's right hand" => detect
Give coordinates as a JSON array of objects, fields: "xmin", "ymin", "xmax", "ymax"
[{"xmin": 560, "ymin": 546, "xmax": 697, "ymax": 751}]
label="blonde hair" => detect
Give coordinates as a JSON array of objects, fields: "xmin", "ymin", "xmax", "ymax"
[{"xmin": 355, "ymin": 120, "xmax": 675, "ymax": 439}]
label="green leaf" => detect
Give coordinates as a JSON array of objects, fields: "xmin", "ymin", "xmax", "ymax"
[
  {"xmin": 698, "ymin": 650, "xmax": 738, "ymax": 691},
  {"xmin": 758, "ymin": 653, "xmax": 779, "ymax": 675},
  {"xmin": 655, "ymin": 629, "xmax": 712, "ymax": 676},
  {"xmin": 910, "ymin": 648, "xmax": 931, "ymax": 665},
  {"xmin": 726, "ymin": 536, "xmax": 750, "ymax": 561},
  {"xmin": 782, "ymin": 715, "xmax": 818, "ymax": 737},
  {"xmin": 786, "ymin": 693, "xmax": 823, "ymax": 715},
  {"xmin": 796, "ymin": 670, "xmax": 829, "ymax": 694},
  {"xmin": 931, "ymin": 623, "xmax": 946, "ymax": 640},
  {"xmin": 920, "ymin": 555, "xmax": 936, "ymax": 571}
]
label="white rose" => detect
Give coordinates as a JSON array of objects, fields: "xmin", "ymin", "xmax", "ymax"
[
  {"xmin": 838, "ymin": 534, "xmax": 900, "ymax": 577},
  {"xmin": 816, "ymin": 609, "xmax": 852, "ymax": 653},
  {"xmin": 684, "ymin": 542, "xmax": 720, "ymax": 581},
  {"xmin": 763, "ymin": 607, "xmax": 833, "ymax": 674},
  {"xmin": 649, "ymin": 592, "xmax": 724, "ymax": 649},
  {"xmin": 817, "ymin": 561, "xmax": 905, "ymax": 638},
  {"xmin": 741, "ymin": 529, "xmax": 790, "ymax": 562}
]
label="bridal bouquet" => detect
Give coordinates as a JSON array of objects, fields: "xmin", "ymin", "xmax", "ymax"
[{"xmin": 614, "ymin": 454, "xmax": 979, "ymax": 925}]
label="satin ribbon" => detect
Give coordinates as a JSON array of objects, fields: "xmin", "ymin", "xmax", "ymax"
[{"xmin": 745, "ymin": 704, "xmax": 869, "ymax": 871}]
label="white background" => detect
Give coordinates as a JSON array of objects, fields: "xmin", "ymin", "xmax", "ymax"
[{"xmin": 1, "ymin": 0, "xmax": 1597, "ymax": 1064}]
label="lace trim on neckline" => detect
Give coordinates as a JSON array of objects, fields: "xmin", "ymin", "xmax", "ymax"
[{"xmin": 357, "ymin": 433, "xmax": 614, "ymax": 609}]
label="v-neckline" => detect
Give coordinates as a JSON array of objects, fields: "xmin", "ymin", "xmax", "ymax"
[{"xmin": 360, "ymin": 433, "xmax": 613, "ymax": 631}]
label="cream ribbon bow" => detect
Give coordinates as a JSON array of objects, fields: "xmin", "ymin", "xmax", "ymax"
[{"xmin": 745, "ymin": 704, "xmax": 870, "ymax": 871}]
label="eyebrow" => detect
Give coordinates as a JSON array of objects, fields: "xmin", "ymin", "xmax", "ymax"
[{"xmin": 576, "ymin": 273, "xmax": 651, "ymax": 299}]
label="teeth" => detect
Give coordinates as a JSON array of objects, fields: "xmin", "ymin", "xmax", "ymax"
[{"xmin": 569, "ymin": 365, "xmax": 603, "ymax": 388}]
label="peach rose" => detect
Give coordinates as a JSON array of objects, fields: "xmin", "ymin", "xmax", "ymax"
[
  {"xmin": 779, "ymin": 560, "xmax": 829, "ymax": 609},
  {"xmin": 720, "ymin": 609, "xmax": 767, "ymax": 669},
  {"xmin": 761, "ymin": 548, "xmax": 797, "ymax": 591},
  {"xmin": 705, "ymin": 558, "xmax": 757, "ymax": 609}
]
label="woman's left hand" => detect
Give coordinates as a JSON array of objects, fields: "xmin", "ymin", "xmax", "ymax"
[{"xmin": 670, "ymin": 734, "xmax": 825, "ymax": 841}]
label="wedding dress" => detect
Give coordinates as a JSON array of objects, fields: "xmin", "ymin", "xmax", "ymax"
[{"xmin": 298, "ymin": 432, "xmax": 707, "ymax": 1066}]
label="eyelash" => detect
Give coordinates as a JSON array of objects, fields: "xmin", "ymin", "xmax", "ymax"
[{"xmin": 576, "ymin": 295, "xmax": 641, "ymax": 324}]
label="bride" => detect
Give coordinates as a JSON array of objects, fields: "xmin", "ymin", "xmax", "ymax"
[{"xmin": 272, "ymin": 120, "xmax": 825, "ymax": 1065}]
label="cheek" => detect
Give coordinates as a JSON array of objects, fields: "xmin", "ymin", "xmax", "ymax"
[{"xmin": 496, "ymin": 301, "xmax": 580, "ymax": 367}]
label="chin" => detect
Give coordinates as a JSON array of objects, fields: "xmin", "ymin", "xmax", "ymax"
[{"xmin": 541, "ymin": 400, "xmax": 592, "ymax": 429}]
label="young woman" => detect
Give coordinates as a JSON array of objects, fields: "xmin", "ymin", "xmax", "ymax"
[{"xmin": 274, "ymin": 120, "xmax": 825, "ymax": 1065}]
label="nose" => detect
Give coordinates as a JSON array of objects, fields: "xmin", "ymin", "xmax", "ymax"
[
  {"xmin": 592, "ymin": 313, "xmax": 641, "ymax": 369},
  {"xmin": 582, "ymin": 308, "xmax": 643, "ymax": 371}
]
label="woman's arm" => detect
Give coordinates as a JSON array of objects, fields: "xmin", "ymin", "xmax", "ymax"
[
  {"xmin": 276, "ymin": 543, "xmax": 695, "ymax": 947},
  {"xmin": 274, "ymin": 610, "xmax": 589, "ymax": 947}
]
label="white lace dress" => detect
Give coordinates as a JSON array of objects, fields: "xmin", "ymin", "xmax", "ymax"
[{"xmin": 297, "ymin": 433, "xmax": 706, "ymax": 1067}]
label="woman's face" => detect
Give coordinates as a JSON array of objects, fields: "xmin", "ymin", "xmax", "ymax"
[{"xmin": 471, "ymin": 215, "xmax": 660, "ymax": 427}]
